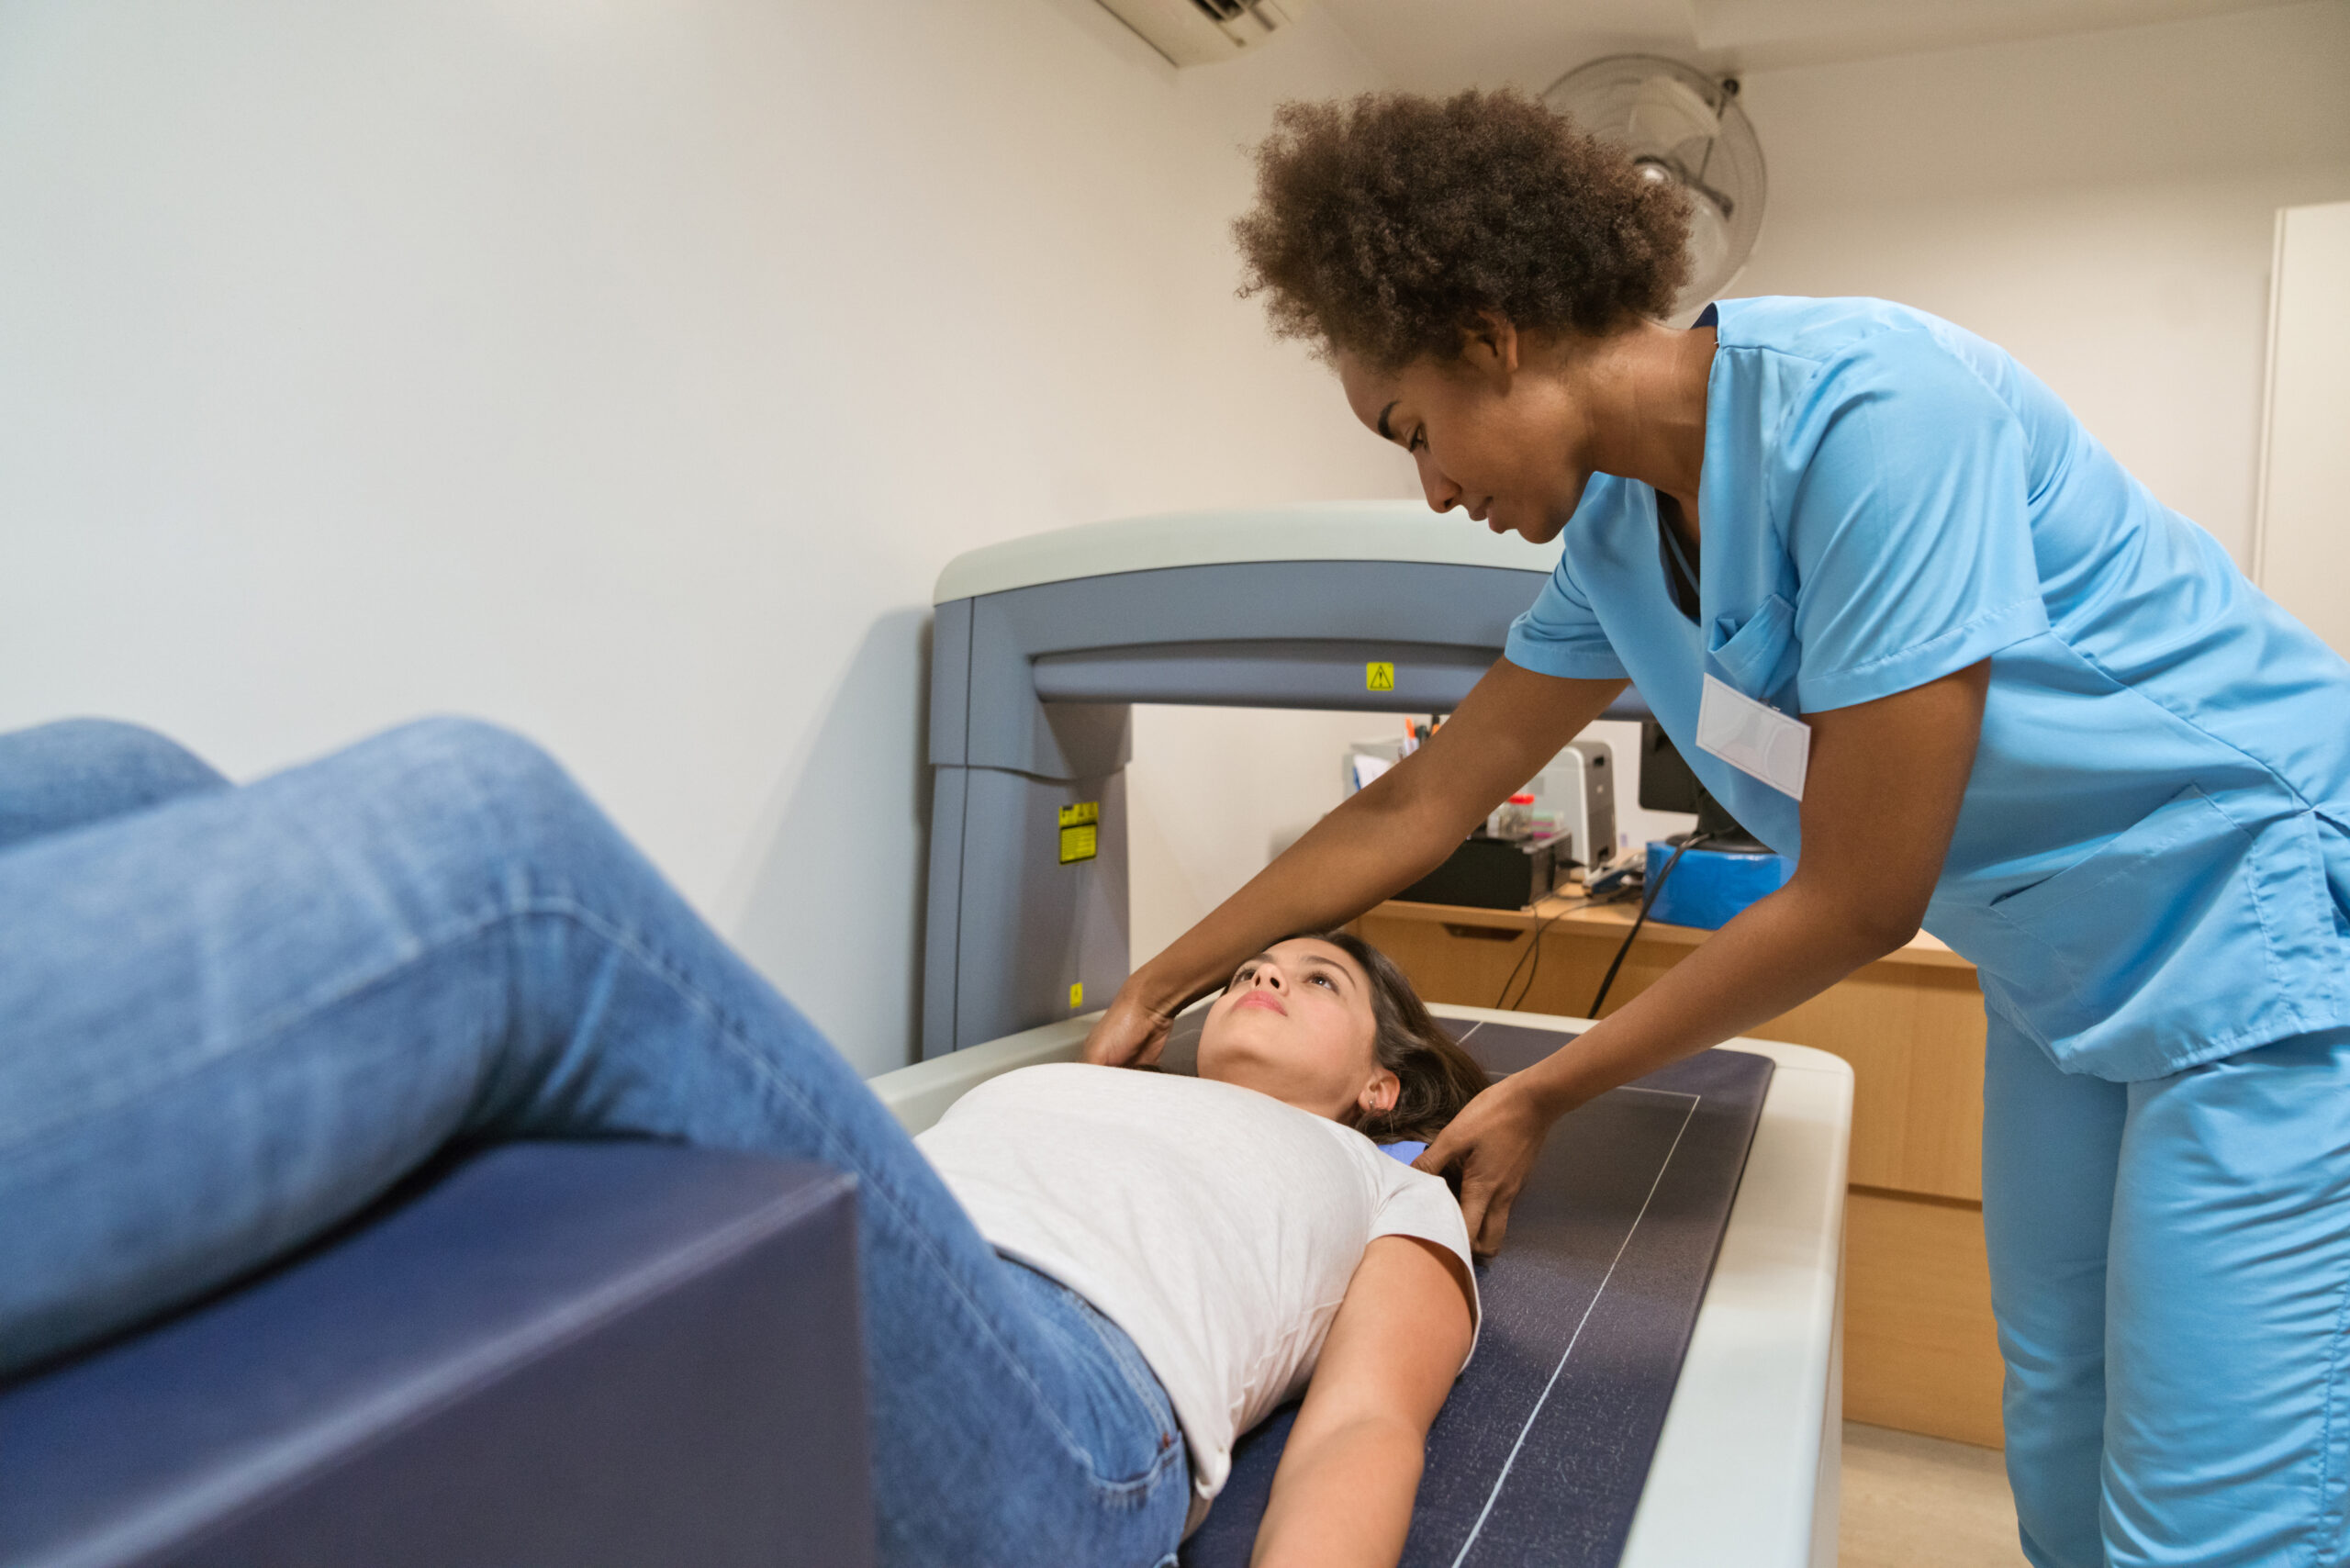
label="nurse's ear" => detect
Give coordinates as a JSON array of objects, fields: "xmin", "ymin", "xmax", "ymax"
[{"xmin": 1460, "ymin": 311, "xmax": 1524, "ymax": 383}]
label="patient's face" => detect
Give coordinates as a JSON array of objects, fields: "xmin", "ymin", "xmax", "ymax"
[{"xmin": 1195, "ymin": 938, "xmax": 1399, "ymax": 1125}]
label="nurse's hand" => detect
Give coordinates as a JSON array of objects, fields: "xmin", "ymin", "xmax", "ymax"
[
  {"xmin": 1414, "ymin": 1075, "xmax": 1556, "ymax": 1257},
  {"xmin": 1082, "ymin": 986, "xmax": 1174, "ymax": 1069}
]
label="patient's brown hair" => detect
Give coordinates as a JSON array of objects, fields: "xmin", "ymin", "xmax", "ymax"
[{"xmin": 1292, "ymin": 930, "xmax": 1490, "ymax": 1145}]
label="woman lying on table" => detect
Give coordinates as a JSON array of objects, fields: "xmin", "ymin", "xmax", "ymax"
[{"xmin": 0, "ymin": 716, "xmax": 1484, "ymax": 1568}]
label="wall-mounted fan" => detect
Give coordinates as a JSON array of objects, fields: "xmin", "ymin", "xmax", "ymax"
[{"xmin": 1542, "ymin": 56, "xmax": 1766, "ymax": 319}]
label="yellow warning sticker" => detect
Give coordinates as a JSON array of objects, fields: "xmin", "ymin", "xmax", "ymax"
[
  {"xmin": 1069, "ymin": 982, "xmax": 1084, "ymax": 1010},
  {"xmin": 1365, "ymin": 661, "xmax": 1395, "ymax": 691},
  {"xmin": 1058, "ymin": 801, "xmax": 1100, "ymax": 865}
]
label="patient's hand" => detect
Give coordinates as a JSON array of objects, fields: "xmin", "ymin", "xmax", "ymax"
[{"xmin": 1081, "ymin": 984, "xmax": 1173, "ymax": 1069}]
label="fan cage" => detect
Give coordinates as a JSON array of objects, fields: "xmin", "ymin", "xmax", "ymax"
[{"xmin": 1542, "ymin": 55, "xmax": 1767, "ymax": 317}]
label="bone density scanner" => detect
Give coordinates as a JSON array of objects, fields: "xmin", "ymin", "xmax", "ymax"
[
  {"xmin": 911, "ymin": 505, "xmax": 1852, "ymax": 1565},
  {"xmin": 924, "ymin": 500, "xmax": 1642, "ymax": 1058}
]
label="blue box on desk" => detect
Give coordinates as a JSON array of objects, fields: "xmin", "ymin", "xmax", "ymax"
[{"xmin": 1643, "ymin": 839, "xmax": 1794, "ymax": 930}]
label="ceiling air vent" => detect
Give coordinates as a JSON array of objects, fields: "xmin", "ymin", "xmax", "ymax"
[{"xmin": 1094, "ymin": 0, "xmax": 1299, "ymax": 67}]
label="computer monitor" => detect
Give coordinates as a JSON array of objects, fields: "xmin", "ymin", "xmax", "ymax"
[{"xmin": 1638, "ymin": 722, "xmax": 1767, "ymax": 851}]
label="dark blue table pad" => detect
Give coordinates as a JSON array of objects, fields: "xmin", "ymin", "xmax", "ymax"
[
  {"xmin": 0, "ymin": 1142, "xmax": 874, "ymax": 1568},
  {"xmin": 1178, "ymin": 1022, "xmax": 1774, "ymax": 1568}
]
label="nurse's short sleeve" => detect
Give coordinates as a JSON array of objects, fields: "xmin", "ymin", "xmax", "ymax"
[
  {"xmin": 1782, "ymin": 337, "xmax": 2050, "ymax": 712},
  {"xmin": 1505, "ymin": 553, "xmax": 1629, "ymax": 681}
]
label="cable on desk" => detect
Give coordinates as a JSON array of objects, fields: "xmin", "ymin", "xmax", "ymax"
[
  {"xmin": 1492, "ymin": 897, "xmax": 1573, "ymax": 1012},
  {"xmin": 1587, "ymin": 832, "xmax": 1713, "ymax": 1019},
  {"xmin": 1488, "ymin": 868, "xmax": 1640, "ymax": 1013}
]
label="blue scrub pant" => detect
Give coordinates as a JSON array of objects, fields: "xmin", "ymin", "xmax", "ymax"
[{"xmin": 1982, "ymin": 1014, "xmax": 2350, "ymax": 1567}]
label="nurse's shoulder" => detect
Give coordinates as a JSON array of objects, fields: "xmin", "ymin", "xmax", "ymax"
[
  {"xmin": 1713, "ymin": 297, "xmax": 2059, "ymax": 487},
  {"xmin": 1714, "ymin": 295, "xmax": 1994, "ymax": 375},
  {"xmin": 1726, "ymin": 295, "xmax": 2054, "ymax": 426}
]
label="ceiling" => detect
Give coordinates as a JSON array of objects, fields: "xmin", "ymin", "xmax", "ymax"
[{"xmin": 1315, "ymin": 0, "xmax": 2311, "ymax": 94}]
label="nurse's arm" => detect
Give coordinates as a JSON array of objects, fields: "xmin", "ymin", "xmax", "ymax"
[
  {"xmin": 1085, "ymin": 660, "xmax": 1626, "ymax": 1067},
  {"xmin": 1249, "ymin": 1235, "xmax": 1476, "ymax": 1568},
  {"xmin": 1426, "ymin": 659, "xmax": 1990, "ymax": 1253}
]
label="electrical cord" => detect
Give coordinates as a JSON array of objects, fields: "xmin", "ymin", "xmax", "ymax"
[
  {"xmin": 1491, "ymin": 891, "xmax": 1576, "ymax": 1012},
  {"xmin": 1587, "ymin": 831, "xmax": 1714, "ymax": 1019},
  {"xmin": 1488, "ymin": 859, "xmax": 1642, "ymax": 1013}
]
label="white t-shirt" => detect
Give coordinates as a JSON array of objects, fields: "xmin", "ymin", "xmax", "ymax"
[{"xmin": 913, "ymin": 1062, "xmax": 1480, "ymax": 1503}]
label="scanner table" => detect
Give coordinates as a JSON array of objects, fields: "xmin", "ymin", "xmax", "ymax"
[{"xmin": 872, "ymin": 1002, "xmax": 1853, "ymax": 1568}]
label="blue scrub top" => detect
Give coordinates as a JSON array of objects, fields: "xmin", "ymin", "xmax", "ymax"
[{"xmin": 1505, "ymin": 297, "xmax": 2350, "ymax": 1080}]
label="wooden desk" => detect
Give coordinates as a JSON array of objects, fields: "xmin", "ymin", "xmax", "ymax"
[{"xmin": 1358, "ymin": 892, "xmax": 2008, "ymax": 1449}]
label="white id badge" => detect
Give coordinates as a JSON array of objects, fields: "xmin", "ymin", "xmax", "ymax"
[{"xmin": 1695, "ymin": 674, "xmax": 1811, "ymax": 801}]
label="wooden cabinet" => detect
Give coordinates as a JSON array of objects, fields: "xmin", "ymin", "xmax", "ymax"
[{"xmin": 1358, "ymin": 893, "xmax": 2009, "ymax": 1449}]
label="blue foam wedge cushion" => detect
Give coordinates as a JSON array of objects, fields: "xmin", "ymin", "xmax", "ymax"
[{"xmin": 1642, "ymin": 839, "xmax": 1795, "ymax": 931}]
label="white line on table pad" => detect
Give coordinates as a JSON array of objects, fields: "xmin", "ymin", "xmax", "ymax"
[{"xmin": 1445, "ymin": 1091, "xmax": 1702, "ymax": 1567}]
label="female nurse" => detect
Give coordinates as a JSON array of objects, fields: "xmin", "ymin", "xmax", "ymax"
[{"xmin": 1084, "ymin": 89, "xmax": 2350, "ymax": 1568}]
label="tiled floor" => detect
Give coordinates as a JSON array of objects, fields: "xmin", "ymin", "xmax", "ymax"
[{"xmin": 1841, "ymin": 1422, "xmax": 2030, "ymax": 1568}]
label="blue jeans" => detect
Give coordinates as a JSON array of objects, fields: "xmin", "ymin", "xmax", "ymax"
[
  {"xmin": 1982, "ymin": 1014, "xmax": 2350, "ymax": 1567},
  {"xmin": 0, "ymin": 718, "xmax": 1189, "ymax": 1568}
]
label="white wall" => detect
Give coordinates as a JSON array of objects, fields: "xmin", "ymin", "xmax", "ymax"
[
  {"xmin": 0, "ymin": 0, "xmax": 1412, "ymax": 1074},
  {"xmin": 1129, "ymin": 705, "xmax": 1376, "ymax": 968},
  {"xmin": 1729, "ymin": 2, "xmax": 2350, "ymax": 566},
  {"xmin": 2255, "ymin": 201, "xmax": 2350, "ymax": 659}
]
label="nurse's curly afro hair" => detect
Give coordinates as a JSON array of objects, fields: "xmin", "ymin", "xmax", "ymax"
[{"xmin": 1233, "ymin": 88, "xmax": 1693, "ymax": 370}]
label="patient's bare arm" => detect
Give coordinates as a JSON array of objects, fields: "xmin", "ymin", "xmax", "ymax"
[{"xmin": 1250, "ymin": 1235, "xmax": 1476, "ymax": 1568}]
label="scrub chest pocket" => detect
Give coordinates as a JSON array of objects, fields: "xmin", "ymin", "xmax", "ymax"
[
  {"xmin": 1705, "ymin": 593, "xmax": 1800, "ymax": 704},
  {"xmin": 1965, "ymin": 785, "xmax": 2349, "ymax": 1081}
]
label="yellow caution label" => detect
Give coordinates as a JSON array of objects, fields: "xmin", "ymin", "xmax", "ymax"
[
  {"xmin": 1069, "ymin": 982, "xmax": 1084, "ymax": 1010},
  {"xmin": 1058, "ymin": 800, "xmax": 1100, "ymax": 865},
  {"xmin": 1365, "ymin": 661, "xmax": 1395, "ymax": 691}
]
